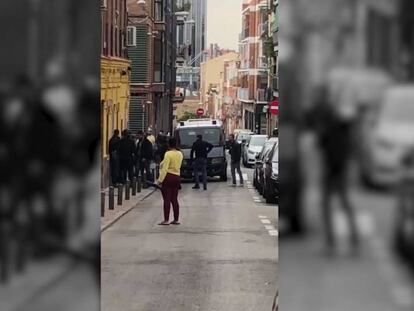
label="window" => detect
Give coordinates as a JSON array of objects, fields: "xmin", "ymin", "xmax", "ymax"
[
  {"xmin": 155, "ymin": 0, "xmax": 163, "ymax": 21},
  {"xmin": 154, "ymin": 37, "xmax": 163, "ymax": 82},
  {"xmin": 126, "ymin": 26, "xmax": 137, "ymax": 46},
  {"xmin": 178, "ymin": 128, "xmax": 222, "ymax": 148}
]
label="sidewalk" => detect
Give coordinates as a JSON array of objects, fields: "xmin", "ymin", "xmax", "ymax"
[{"xmin": 101, "ymin": 185, "xmax": 156, "ymax": 232}]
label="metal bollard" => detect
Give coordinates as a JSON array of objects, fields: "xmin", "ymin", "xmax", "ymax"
[
  {"xmin": 109, "ymin": 186, "xmax": 114, "ymax": 210},
  {"xmin": 156, "ymin": 164, "xmax": 160, "ymax": 179},
  {"xmin": 132, "ymin": 178, "xmax": 137, "ymax": 196},
  {"xmin": 117, "ymin": 184, "xmax": 123, "ymax": 206},
  {"xmin": 101, "ymin": 191, "xmax": 105, "ymax": 217},
  {"xmin": 151, "ymin": 169, "xmax": 156, "ymax": 183},
  {"xmin": 125, "ymin": 181, "xmax": 130, "ymax": 200},
  {"xmin": 137, "ymin": 175, "xmax": 142, "ymax": 193}
]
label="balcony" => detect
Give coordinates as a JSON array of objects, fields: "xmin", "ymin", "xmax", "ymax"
[
  {"xmin": 240, "ymin": 28, "xmax": 250, "ymax": 40},
  {"xmin": 237, "ymin": 88, "xmax": 253, "ymax": 102},
  {"xmin": 257, "ymin": 88, "xmax": 267, "ymax": 103},
  {"xmin": 258, "ymin": 57, "xmax": 269, "ymax": 70},
  {"xmin": 258, "ymin": 21, "xmax": 269, "ymax": 37}
]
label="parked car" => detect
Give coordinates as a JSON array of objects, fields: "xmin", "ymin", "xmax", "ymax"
[
  {"xmin": 242, "ymin": 134, "xmax": 267, "ymax": 167},
  {"xmin": 235, "ymin": 131, "xmax": 253, "ymax": 157},
  {"xmin": 235, "ymin": 130, "xmax": 253, "ymax": 144},
  {"xmin": 253, "ymin": 138, "xmax": 278, "ymax": 203},
  {"xmin": 253, "ymin": 137, "xmax": 277, "ymax": 192},
  {"xmin": 394, "ymin": 147, "xmax": 414, "ymax": 269},
  {"xmin": 360, "ymin": 86, "xmax": 414, "ymax": 187}
]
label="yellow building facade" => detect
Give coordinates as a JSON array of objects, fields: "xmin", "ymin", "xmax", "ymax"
[{"xmin": 101, "ymin": 56, "xmax": 131, "ymax": 187}]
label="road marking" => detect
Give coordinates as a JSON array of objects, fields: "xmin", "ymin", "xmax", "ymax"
[
  {"xmin": 268, "ymin": 230, "xmax": 278, "ymax": 236},
  {"xmin": 265, "ymin": 225, "xmax": 275, "ymax": 230},
  {"xmin": 261, "ymin": 219, "xmax": 271, "ymax": 224},
  {"xmin": 258, "ymin": 215, "xmax": 267, "ymax": 219}
]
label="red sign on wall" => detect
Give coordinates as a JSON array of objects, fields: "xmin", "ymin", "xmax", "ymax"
[
  {"xmin": 196, "ymin": 108, "xmax": 205, "ymax": 116},
  {"xmin": 269, "ymin": 100, "xmax": 279, "ymax": 115}
]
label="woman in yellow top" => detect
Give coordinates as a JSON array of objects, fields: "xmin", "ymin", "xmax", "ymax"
[{"xmin": 156, "ymin": 138, "xmax": 183, "ymax": 225}]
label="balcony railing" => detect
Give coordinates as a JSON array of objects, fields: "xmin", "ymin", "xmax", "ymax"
[
  {"xmin": 257, "ymin": 88, "xmax": 267, "ymax": 102},
  {"xmin": 237, "ymin": 88, "xmax": 252, "ymax": 101},
  {"xmin": 258, "ymin": 21, "xmax": 269, "ymax": 37}
]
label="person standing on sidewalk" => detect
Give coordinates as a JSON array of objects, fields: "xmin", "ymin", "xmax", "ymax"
[
  {"xmin": 118, "ymin": 129, "xmax": 135, "ymax": 183},
  {"xmin": 108, "ymin": 129, "xmax": 120, "ymax": 185},
  {"xmin": 156, "ymin": 138, "xmax": 183, "ymax": 226},
  {"xmin": 228, "ymin": 134, "xmax": 244, "ymax": 187},
  {"xmin": 190, "ymin": 134, "xmax": 213, "ymax": 190},
  {"xmin": 138, "ymin": 132, "xmax": 154, "ymax": 188}
]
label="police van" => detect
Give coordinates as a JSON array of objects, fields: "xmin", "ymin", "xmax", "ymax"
[{"xmin": 175, "ymin": 118, "xmax": 227, "ymax": 181}]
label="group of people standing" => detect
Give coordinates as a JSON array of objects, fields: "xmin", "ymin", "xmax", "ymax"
[{"xmin": 108, "ymin": 129, "xmax": 169, "ymax": 188}]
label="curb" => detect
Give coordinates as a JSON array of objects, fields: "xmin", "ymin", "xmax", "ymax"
[{"xmin": 101, "ymin": 189, "xmax": 157, "ymax": 233}]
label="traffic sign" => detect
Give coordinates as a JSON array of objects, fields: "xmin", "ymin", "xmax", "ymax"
[
  {"xmin": 196, "ymin": 108, "xmax": 204, "ymax": 116},
  {"xmin": 270, "ymin": 100, "xmax": 279, "ymax": 115}
]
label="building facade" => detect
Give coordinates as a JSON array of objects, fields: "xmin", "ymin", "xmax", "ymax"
[
  {"xmin": 101, "ymin": 0, "xmax": 131, "ymax": 188},
  {"xmin": 221, "ymin": 59, "xmax": 242, "ymax": 136},
  {"xmin": 186, "ymin": 0, "xmax": 207, "ymax": 67},
  {"xmin": 200, "ymin": 52, "xmax": 239, "ymax": 119},
  {"xmin": 127, "ymin": 0, "xmax": 178, "ymax": 135},
  {"xmin": 238, "ymin": 0, "xmax": 270, "ymax": 135}
]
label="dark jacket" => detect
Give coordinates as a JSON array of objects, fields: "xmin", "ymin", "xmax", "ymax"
[
  {"xmin": 118, "ymin": 137, "xmax": 135, "ymax": 161},
  {"xmin": 154, "ymin": 135, "xmax": 168, "ymax": 163},
  {"xmin": 190, "ymin": 139, "xmax": 213, "ymax": 159},
  {"xmin": 137, "ymin": 138, "xmax": 153, "ymax": 161},
  {"xmin": 229, "ymin": 141, "xmax": 242, "ymax": 162},
  {"xmin": 108, "ymin": 135, "xmax": 120, "ymax": 157}
]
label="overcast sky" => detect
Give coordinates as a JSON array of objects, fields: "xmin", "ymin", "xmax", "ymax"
[{"xmin": 207, "ymin": 0, "xmax": 243, "ymax": 51}]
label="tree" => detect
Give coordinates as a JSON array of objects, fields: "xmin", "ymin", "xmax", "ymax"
[{"xmin": 177, "ymin": 111, "xmax": 208, "ymax": 122}]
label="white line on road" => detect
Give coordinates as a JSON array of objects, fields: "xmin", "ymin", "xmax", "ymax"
[
  {"xmin": 268, "ymin": 230, "xmax": 278, "ymax": 236},
  {"xmin": 260, "ymin": 219, "xmax": 271, "ymax": 224},
  {"xmin": 265, "ymin": 225, "xmax": 275, "ymax": 230},
  {"xmin": 258, "ymin": 215, "xmax": 267, "ymax": 219}
]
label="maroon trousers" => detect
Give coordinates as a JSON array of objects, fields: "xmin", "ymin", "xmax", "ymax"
[{"xmin": 161, "ymin": 173, "xmax": 181, "ymax": 222}]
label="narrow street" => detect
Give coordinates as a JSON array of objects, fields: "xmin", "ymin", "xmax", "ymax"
[{"xmin": 101, "ymin": 167, "xmax": 277, "ymax": 311}]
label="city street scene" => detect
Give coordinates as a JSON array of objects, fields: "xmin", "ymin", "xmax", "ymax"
[
  {"xmin": 101, "ymin": 0, "xmax": 278, "ymax": 310},
  {"xmin": 278, "ymin": 0, "xmax": 414, "ymax": 310}
]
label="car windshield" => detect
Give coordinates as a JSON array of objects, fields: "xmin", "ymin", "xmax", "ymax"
[
  {"xmin": 178, "ymin": 128, "xmax": 222, "ymax": 148},
  {"xmin": 381, "ymin": 92, "xmax": 414, "ymax": 122},
  {"xmin": 249, "ymin": 136, "xmax": 267, "ymax": 147}
]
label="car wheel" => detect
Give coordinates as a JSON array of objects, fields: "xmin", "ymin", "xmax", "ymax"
[
  {"xmin": 253, "ymin": 170, "xmax": 257, "ymax": 187},
  {"xmin": 258, "ymin": 178, "xmax": 264, "ymax": 195},
  {"xmin": 265, "ymin": 180, "xmax": 276, "ymax": 204},
  {"xmin": 220, "ymin": 167, "xmax": 228, "ymax": 182}
]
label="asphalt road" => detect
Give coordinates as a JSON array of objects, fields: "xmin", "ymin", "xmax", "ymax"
[
  {"xmin": 278, "ymin": 135, "xmax": 414, "ymax": 311},
  {"xmin": 101, "ymin": 167, "xmax": 278, "ymax": 311}
]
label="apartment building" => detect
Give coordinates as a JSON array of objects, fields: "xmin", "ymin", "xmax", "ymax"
[
  {"xmin": 101, "ymin": 0, "xmax": 131, "ymax": 187},
  {"xmin": 238, "ymin": 0, "xmax": 270, "ymax": 134},
  {"xmin": 127, "ymin": 0, "xmax": 178, "ymax": 135}
]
